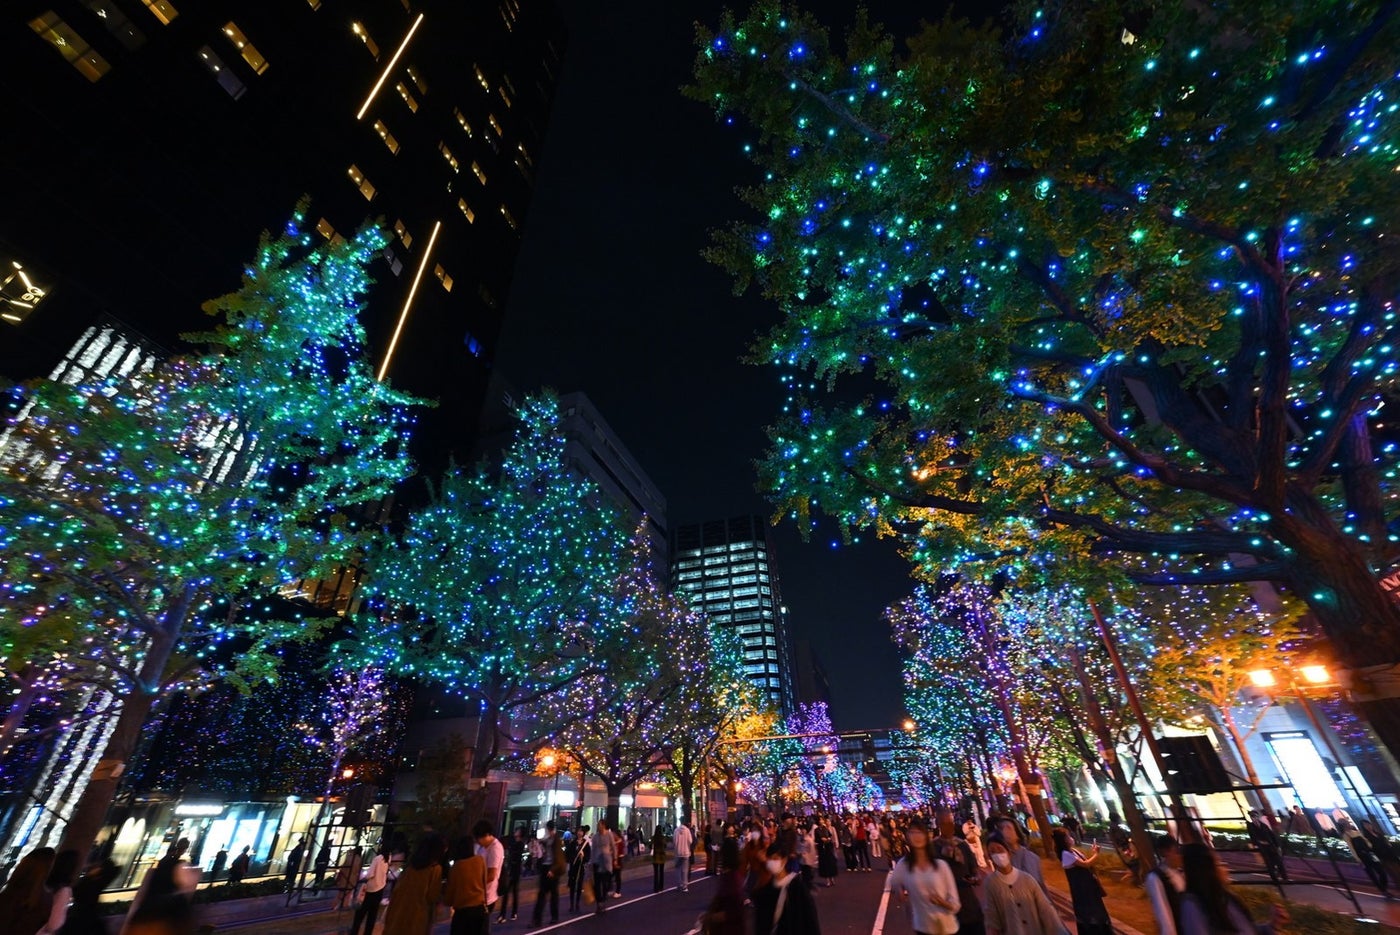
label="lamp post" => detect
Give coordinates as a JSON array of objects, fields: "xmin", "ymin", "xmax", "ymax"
[{"xmin": 541, "ymin": 752, "xmax": 560, "ymax": 823}]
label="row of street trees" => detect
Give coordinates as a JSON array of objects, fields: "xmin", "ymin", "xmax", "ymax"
[{"xmin": 0, "ymin": 210, "xmax": 772, "ymax": 861}]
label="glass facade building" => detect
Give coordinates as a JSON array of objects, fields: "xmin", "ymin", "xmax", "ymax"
[{"xmin": 671, "ymin": 516, "xmax": 797, "ymax": 717}]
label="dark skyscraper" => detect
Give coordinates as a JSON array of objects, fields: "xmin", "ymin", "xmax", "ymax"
[
  {"xmin": 3, "ymin": 0, "xmax": 565, "ymax": 466},
  {"xmin": 671, "ymin": 515, "xmax": 797, "ymax": 717}
]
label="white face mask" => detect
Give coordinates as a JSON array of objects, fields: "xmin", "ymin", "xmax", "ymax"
[
  {"xmin": 991, "ymin": 853, "xmax": 1011, "ymax": 869},
  {"xmin": 765, "ymin": 858, "xmax": 785, "ymax": 876}
]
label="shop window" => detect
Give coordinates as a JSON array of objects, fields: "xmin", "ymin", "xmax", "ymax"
[{"xmin": 222, "ymin": 22, "xmax": 268, "ymax": 74}]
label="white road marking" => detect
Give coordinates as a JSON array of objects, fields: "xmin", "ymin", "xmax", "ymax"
[
  {"xmin": 521, "ymin": 875, "xmax": 717, "ymax": 934},
  {"xmin": 871, "ymin": 870, "xmax": 894, "ymax": 935}
]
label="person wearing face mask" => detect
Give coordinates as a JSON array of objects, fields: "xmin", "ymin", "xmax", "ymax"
[
  {"xmin": 890, "ymin": 820, "xmax": 960, "ymax": 935},
  {"xmin": 751, "ymin": 843, "xmax": 822, "ymax": 935},
  {"xmin": 983, "ymin": 835, "xmax": 1068, "ymax": 935},
  {"xmin": 742, "ymin": 822, "xmax": 770, "ymax": 894}
]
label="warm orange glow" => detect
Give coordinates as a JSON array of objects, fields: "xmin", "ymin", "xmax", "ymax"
[
  {"xmin": 377, "ymin": 220, "xmax": 441, "ymax": 382},
  {"xmin": 356, "ymin": 14, "xmax": 424, "ymax": 120},
  {"xmin": 1249, "ymin": 669, "xmax": 1277, "ymax": 688}
]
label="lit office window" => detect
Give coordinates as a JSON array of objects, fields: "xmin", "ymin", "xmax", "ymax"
[
  {"xmin": 315, "ymin": 218, "xmax": 336, "ymax": 240},
  {"xmin": 516, "ymin": 142, "xmax": 534, "ymax": 167},
  {"xmin": 498, "ymin": 85, "xmax": 513, "ymax": 108},
  {"xmin": 457, "ymin": 199, "xmax": 476, "ymax": 223},
  {"xmin": 396, "ymin": 82, "xmax": 419, "ymax": 112},
  {"xmin": 29, "ymin": 13, "xmax": 110, "ymax": 82},
  {"xmin": 352, "ymin": 21, "xmax": 379, "ymax": 57},
  {"xmin": 453, "ymin": 108, "xmax": 473, "ymax": 136},
  {"xmin": 434, "ymin": 264, "xmax": 453, "ymax": 292},
  {"xmin": 470, "ymin": 161, "xmax": 486, "ymax": 185},
  {"xmin": 347, "ymin": 164, "xmax": 376, "ymax": 201},
  {"xmin": 82, "ymin": 1, "xmax": 145, "ymax": 50},
  {"xmin": 306, "ymin": 0, "xmax": 320, "ymax": 8},
  {"xmin": 500, "ymin": 205, "xmax": 519, "ymax": 232},
  {"xmin": 475, "ymin": 65, "xmax": 490, "ymax": 91},
  {"xmin": 139, "ymin": 0, "xmax": 177, "ymax": 25},
  {"xmin": 500, "ymin": 6, "xmax": 513, "ymax": 31},
  {"xmin": 439, "ymin": 143, "xmax": 460, "ymax": 173},
  {"xmin": 408, "ymin": 66, "xmax": 427, "ymax": 94},
  {"xmin": 373, "ymin": 119, "xmax": 400, "ymax": 154},
  {"xmin": 393, "ymin": 220, "xmax": 413, "ymax": 247},
  {"xmin": 222, "ymin": 22, "xmax": 268, "ymax": 74},
  {"xmin": 488, "ymin": 113, "xmax": 504, "ymax": 136},
  {"xmin": 197, "ymin": 45, "xmax": 246, "ymax": 99}
]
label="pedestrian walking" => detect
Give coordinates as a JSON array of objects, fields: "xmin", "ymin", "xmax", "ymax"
[
  {"xmin": 590, "ymin": 820, "xmax": 616, "ymax": 913},
  {"xmin": 1144, "ymin": 834, "xmax": 1184, "ymax": 935},
  {"xmin": 851, "ymin": 816, "xmax": 872, "ymax": 871},
  {"xmin": 444, "ymin": 837, "xmax": 488, "ymax": 935},
  {"xmin": 1363, "ymin": 819, "xmax": 1400, "ymax": 892},
  {"xmin": 816, "ymin": 816, "xmax": 839, "ymax": 887},
  {"xmin": 612, "ymin": 823, "xmax": 625, "ymax": 896},
  {"xmin": 706, "ymin": 819, "xmax": 724, "ymax": 876},
  {"xmin": 963, "ymin": 820, "xmax": 990, "ymax": 872},
  {"xmin": 701, "ymin": 839, "xmax": 746, "ymax": 935},
  {"xmin": 933, "ymin": 810, "xmax": 985, "ymax": 935},
  {"xmin": 127, "ymin": 838, "xmax": 196, "ymax": 935},
  {"xmin": 890, "ymin": 820, "xmax": 960, "ymax": 935},
  {"xmin": 348, "ymin": 844, "xmax": 391, "ymax": 935},
  {"xmin": 34, "ymin": 849, "xmax": 79, "ymax": 935},
  {"xmin": 531, "ymin": 820, "xmax": 564, "ymax": 926},
  {"xmin": 983, "ymin": 834, "xmax": 1067, "ymax": 935},
  {"xmin": 1178, "ymin": 843, "xmax": 1287, "ymax": 935},
  {"xmin": 283, "ymin": 838, "xmax": 306, "ymax": 893},
  {"xmin": 994, "ymin": 817, "xmax": 1048, "ymax": 897},
  {"xmin": 567, "ymin": 826, "xmax": 590, "ymax": 912},
  {"xmin": 312, "ymin": 841, "xmax": 333, "ymax": 893},
  {"xmin": 472, "ymin": 821, "xmax": 504, "ymax": 922},
  {"xmin": 383, "ymin": 834, "xmax": 445, "ymax": 935},
  {"xmin": 1345, "ymin": 822, "xmax": 1388, "ymax": 892},
  {"xmin": 1053, "ymin": 827, "xmax": 1112, "ymax": 935},
  {"xmin": 496, "ymin": 828, "xmax": 523, "ymax": 922},
  {"xmin": 838, "ymin": 818, "xmax": 856, "ymax": 871},
  {"xmin": 55, "ymin": 858, "xmax": 118, "ymax": 935},
  {"xmin": 652, "ymin": 826, "xmax": 668, "ymax": 892},
  {"xmin": 1247, "ymin": 809, "xmax": 1290, "ymax": 884},
  {"xmin": 752, "ymin": 843, "xmax": 821, "ymax": 935},
  {"xmin": 209, "ymin": 847, "xmax": 228, "ymax": 884},
  {"xmin": 796, "ymin": 823, "xmax": 818, "ymax": 889},
  {"xmin": 673, "ymin": 819, "xmax": 695, "ymax": 892},
  {"xmin": 227, "ymin": 847, "xmax": 250, "ymax": 887}
]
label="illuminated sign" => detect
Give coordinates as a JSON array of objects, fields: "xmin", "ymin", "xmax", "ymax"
[
  {"xmin": 174, "ymin": 803, "xmax": 226, "ymax": 817},
  {"xmin": 0, "ymin": 256, "xmax": 52, "ymax": 324}
]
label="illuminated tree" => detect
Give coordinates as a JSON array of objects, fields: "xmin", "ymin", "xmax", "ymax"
[
  {"xmin": 1141, "ymin": 586, "xmax": 1303, "ymax": 807},
  {"xmin": 691, "ymin": 0, "xmax": 1400, "ymax": 753},
  {"xmin": 711, "ymin": 704, "xmax": 785, "ymax": 817},
  {"xmin": 555, "ymin": 525, "xmax": 692, "ymax": 831},
  {"xmin": 0, "ymin": 207, "xmax": 423, "ymax": 858},
  {"xmin": 354, "ymin": 393, "xmax": 627, "ymax": 794}
]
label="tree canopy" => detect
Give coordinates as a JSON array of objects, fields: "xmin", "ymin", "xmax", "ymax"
[{"xmin": 689, "ymin": 0, "xmax": 1400, "ymax": 676}]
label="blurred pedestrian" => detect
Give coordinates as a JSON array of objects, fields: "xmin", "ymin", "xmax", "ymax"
[
  {"xmin": 816, "ymin": 816, "xmax": 838, "ymax": 887},
  {"xmin": 752, "ymin": 842, "xmax": 821, "ymax": 934},
  {"xmin": 497, "ymin": 827, "xmax": 523, "ymax": 923},
  {"xmin": 283, "ymin": 838, "xmax": 306, "ymax": 893},
  {"xmin": 674, "ymin": 819, "xmax": 695, "ymax": 892},
  {"xmin": 567, "ymin": 825, "xmax": 590, "ymax": 912},
  {"xmin": 227, "ymin": 847, "xmax": 250, "ymax": 887},
  {"xmin": 333, "ymin": 846, "xmax": 363, "ymax": 911},
  {"xmin": 1178, "ymin": 843, "xmax": 1286, "ymax": 935},
  {"xmin": 383, "ymin": 834, "xmax": 445, "ymax": 935},
  {"xmin": 1248, "ymin": 810, "xmax": 1290, "ymax": 884},
  {"xmin": 1145, "ymin": 835, "xmax": 1184, "ymax": 935},
  {"xmin": 312, "ymin": 842, "xmax": 332, "ymax": 893},
  {"xmin": 590, "ymin": 820, "xmax": 615, "ymax": 913},
  {"xmin": 531, "ymin": 820, "xmax": 564, "ymax": 926},
  {"xmin": 0, "ymin": 847, "xmax": 56, "ymax": 935},
  {"xmin": 37, "ymin": 849, "xmax": 80, "ymax": 935},
  {"xmin": 56, "ymin": 859, "xmax": 119, "ymax": 935},
  {"xmin": 702, "ymin": 839, "xmax": 746, "ymax": 935},
  {"xmin": 209, "ymin": 847, "xmax": 227, "ymax": 884}
]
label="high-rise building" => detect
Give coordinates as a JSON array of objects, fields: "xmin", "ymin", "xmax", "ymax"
[
  {"xmin": 793, "ymin": 639, "xmax": 834, "ymax": 711},
  {"xmin": 2, "ymin": 0, "xmax": 565, "ymax": 468},
  {"xmin": 671, "ymin": 515, "xmax": 797, "ymax": 717}
]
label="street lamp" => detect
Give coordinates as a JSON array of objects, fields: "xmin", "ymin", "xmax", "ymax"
[{"xmin": 541, "ymin": 751, "xmax": 561, "ymax": 823}]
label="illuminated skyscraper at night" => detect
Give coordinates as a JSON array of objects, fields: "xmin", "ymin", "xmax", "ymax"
[
  {"xmin": 2, "ymin": 0, "xmax": 565, "ymax": 467},
  {"xmin": 671, "ymin": 515, "xmax": 797, "ymax": 717}
]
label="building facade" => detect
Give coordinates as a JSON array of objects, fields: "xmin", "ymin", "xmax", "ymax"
[
  {"xmin": 671, "ymin": 515, "xmax": 797, "ymax": 717},
  {"xmin": 3, "ymin": 0, "xmax": 565, "ymax": 469}
]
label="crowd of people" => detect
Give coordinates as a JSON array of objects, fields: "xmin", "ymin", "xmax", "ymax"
[{"xmin": 0, "ymin": 802, "xmax": 1313, "ymax": 935}]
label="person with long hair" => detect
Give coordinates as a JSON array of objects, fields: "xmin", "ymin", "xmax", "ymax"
[
  {"xmin": 443, "ymin": 837, "xmax": 488, "ymax": 935},
  {"xmin": 651, "ymin": 826, "xmax": 668, "ymax": 892},
  {"xmin": 1051, "ymin": 827, "xmax": 1111, "ymax": 935},
  {"xmin": 0, "ymin": 847, "xmax": 56, "ymax": 935},
  {"xmin": 56, "ymin": 859, "xmax": 119, "ymax": 935},
  {"xmin": 1178, "ymin": 843, "xmax": 1287, "ymax": 935},
  {"xmin": 890, "ymin": 820, "xmax": 960, "ymax": 935},
  {"xmin": 37, "ymin": 849, "xmax": 80, "ymax": 935},
  {"xmin": 383, "ymin": 834, "xmax": 446, "ymax": 935}
]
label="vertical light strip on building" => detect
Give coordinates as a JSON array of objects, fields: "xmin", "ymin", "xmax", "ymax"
[
  {"xmin": 355, "ymin": 13, "xmax": 425, "ymax": 120},
  {"xmin": 377, "ymin": 220, "xmax": 441, "ymax": 383}
]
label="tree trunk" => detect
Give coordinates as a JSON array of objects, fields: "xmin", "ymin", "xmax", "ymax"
[
  {"xmin": 677, "ymin": 753, "xmax": 695, "ymax": 827},
  {"xmin": 1069, "ymin": 644, "xmax": 1156, "ymax": 881},
  {"xmin": 724, "ymin": 767, "xmax": 739, "ymax": 819},
  {"xmin": 1218, "ymin": 707, "xmax": 1270, "ymax": 812},
  {"xmin": 59, "ymin": 624, "xmax": 176, "ymax": 861},
  {"xmin": 604, "ymin": 782, "xmax": 624, "ymax": 833},
  {"xmin": 0, "ymin": 663, "xmax": 42, "ymax": 757}
]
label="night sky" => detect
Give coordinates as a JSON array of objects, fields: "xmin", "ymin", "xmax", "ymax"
[{"xmin": 496, "ymin": 0, "xmax": 948, "ymax": 730}]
